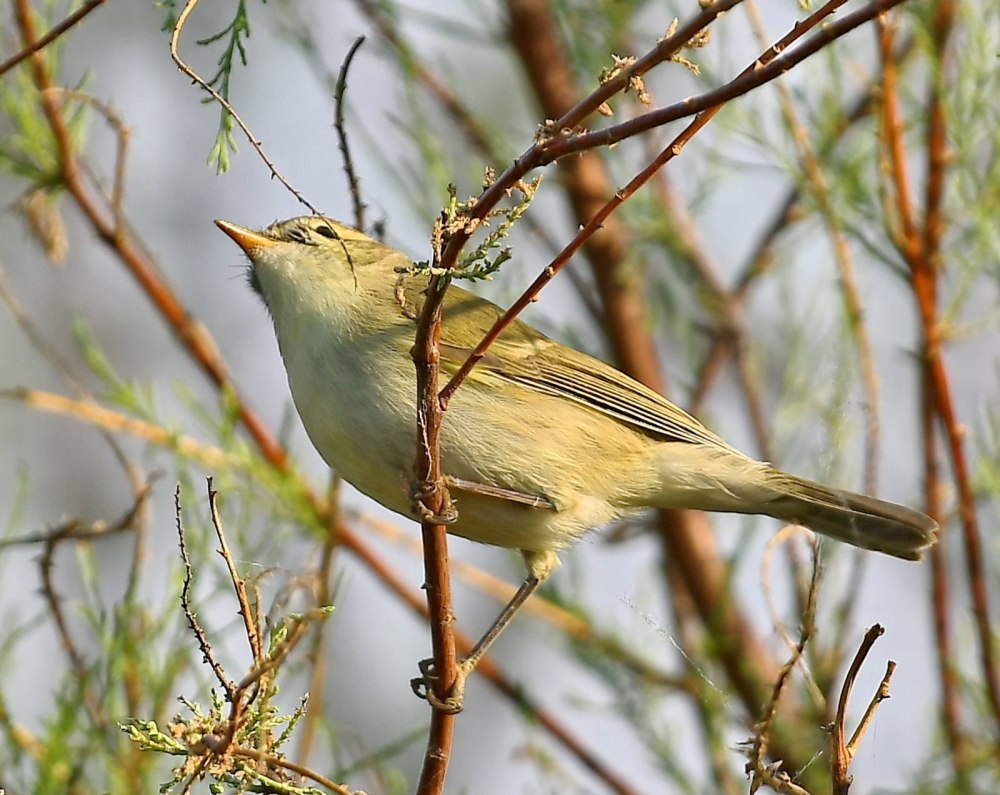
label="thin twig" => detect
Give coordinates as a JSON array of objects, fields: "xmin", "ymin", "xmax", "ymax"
[
  {"xmin": 0, "ymin": 0, "xmax": 108, "ymax": 79},
  {"xmin": 229, "ymin": 746, "xmax": 357, "ymax": 794},
  {"xmin": 846, "ymin": 660, "xmax": 895, "ymax": 756},
  {"xmin": 353, "ymin": 0, "xmax": 604, "ymax": 326},
  {"xmin": 1, "ymin": 388, "xmax": 230, "ymax": 469},
  {"xmin": 333, "ymin": 36, "xmax": 367, "ymax": 231},
  {"xmin": 43, "ymin": 88, "xmax": 131, "ymax": 233},
  {"xmin": 0, "ymin": 479, "xmax": 152, "ymax": 549},
  {"xmin": 175, "ymin": 484, "xmax": 237, "ymax": 700},
  {"xmin": 168, "ymin": 0, "xmax": 319, "ymax": 214},
  {"xmin": 746, "ymin": 534, "xmax": 822, "ymax": 794},
  {"xmin": 745, "ymin": 0, "xmax": 880, "ymax": 495},
  {"xmin": 207, "ymin": 477, "xmax": 263, "ymax": 667}
]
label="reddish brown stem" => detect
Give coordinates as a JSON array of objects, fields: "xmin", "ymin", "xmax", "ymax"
[
  {"xmin": 921, "ymin": 0, "xmax": 1000, "ymax": 740},
  {"xmin": 411, "ymin": 278, "xmax": 458, "ymax": 794}
]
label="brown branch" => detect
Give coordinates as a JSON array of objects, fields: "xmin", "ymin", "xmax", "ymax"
[
  {"xmin": 879, "ymin": 3, "xmax": 998, "ymax": 762},
  {"xmin": 436, "ymin": 0, "xmax": 746, "ymax": 275},
  {"xmin": 0, "ymin": 0, "xmax": 108, "ymax": 79},
  {"xmin": 878, "ymin": 12, "xmax": 966, "ymax": 772},
  {"xmin": 921, "ymin": 0, "xmax": 1000, "ymax": 743},
  {"xmin": 535, "ymin": 0, "xmax": 910, "ymax": 165},
  {"xmin": 411, "ymin": 275, "xmax": 457, "ymax": 793}
]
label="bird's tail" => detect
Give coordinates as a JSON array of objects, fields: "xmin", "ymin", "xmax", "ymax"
[{"xmin": 754, "ymin": 468, "xmax": 937, "ymax": 560}]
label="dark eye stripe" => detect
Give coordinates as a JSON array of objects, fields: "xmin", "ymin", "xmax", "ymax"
[
  {"xmin": 314, "ymin": 224, "xmax": 336, "ymax": 239},
  {"xmin": 285, "ymin": 226, "xmax": 311, "ymax": 244}
]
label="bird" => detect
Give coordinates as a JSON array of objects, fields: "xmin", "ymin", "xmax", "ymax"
[{"xmin": 217, "ymin": 214, "xmax": 937, "ymax": 711}]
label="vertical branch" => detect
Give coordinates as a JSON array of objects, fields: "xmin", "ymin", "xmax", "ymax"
[
  {"xmin": 920, "ymin": 0, "xmax": 1000, "ymax": 741},
  {"xmin": 412, "ymin": 277, "xmax": 458, "ymax": 794},
  {"xmin": 880, "ymin": 2, "xmax": 999, "ymax": 765},
  {"xmin": 876, "ymin": 19, "xmax": 968, "ymax": 772}
]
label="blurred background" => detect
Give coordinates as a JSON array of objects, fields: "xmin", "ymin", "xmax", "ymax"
[{"xmin": 1, "ymin": 1, "xmax": 997, "ymax": 793}]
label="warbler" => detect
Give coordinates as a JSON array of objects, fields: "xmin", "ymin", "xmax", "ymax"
[{"xmin": 218, "ymin": 215, "xmax": 936, "ymax": 710}]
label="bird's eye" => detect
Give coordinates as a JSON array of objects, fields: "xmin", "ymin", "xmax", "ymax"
[{"xmin": 314, "ymin": 224, "xmax": 337, "ymax": 239}]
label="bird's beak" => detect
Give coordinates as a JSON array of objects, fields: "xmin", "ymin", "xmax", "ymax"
[{"xmin": 214, "ymin": 219, "xmax": 276, "ymax": 256}]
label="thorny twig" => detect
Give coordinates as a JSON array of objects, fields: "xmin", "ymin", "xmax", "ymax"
[
  {"xmin": 175, "ymin": 484, "xmax": 237, "ymax": 701},
  {"xmin": 745, "ymin": 532, "xmax": 822, "ymax": 795},
  {"xmin": 333, "ymin": 36, "xmax": 367, "ymax": 231}
]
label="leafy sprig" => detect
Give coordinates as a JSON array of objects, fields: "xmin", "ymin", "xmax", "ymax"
[{"xmin": 413, "ymin": 172, "xmax": 541, "ymax": 283}]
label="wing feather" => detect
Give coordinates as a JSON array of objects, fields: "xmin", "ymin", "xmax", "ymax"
[{"xmin": 434, "ymin": 286, "xmax": 737, "ymax": 451}]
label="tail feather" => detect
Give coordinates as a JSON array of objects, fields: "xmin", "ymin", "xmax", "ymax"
[{"xmin": 761, "ymin": 470, "xmax": 937, "ymax": 561}]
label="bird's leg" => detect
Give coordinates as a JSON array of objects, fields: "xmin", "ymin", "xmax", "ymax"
[
  {"xmin": 444, "ymin": 476, "xmax": 558, "ymax": 511},
  {"xmin": 411, "ymin": 549, "xmax": 560, "ymax": 713}
]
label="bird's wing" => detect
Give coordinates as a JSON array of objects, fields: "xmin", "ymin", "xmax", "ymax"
[{"xmin": 434, "ymin": 287, "xmax": 739, "ymax": 452}]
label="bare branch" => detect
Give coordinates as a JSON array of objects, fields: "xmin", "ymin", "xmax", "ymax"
[
  {"xmin": 0, "ymin": 0, "xmax": 108, "ymax": 79},
  {"xmin": 333, "ymin": 36, "xmax": 368, "ymax": 231}
]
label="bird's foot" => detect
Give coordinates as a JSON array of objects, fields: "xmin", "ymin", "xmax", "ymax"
[
  {"xmin": 410, "ymin": 656, "xmax": 472, "ymax": 714},
  {"xmin": 409, "ymin": 479, "xmax": 458, "ymax": 525}
]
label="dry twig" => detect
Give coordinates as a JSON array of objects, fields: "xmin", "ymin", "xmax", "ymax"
[{"xmin": 830, "ymin": 624, "xmax": 895, "ymax": 794}]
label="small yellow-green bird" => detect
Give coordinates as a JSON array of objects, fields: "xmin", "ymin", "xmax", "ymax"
[{"xmin": 218, "ymin": 215, "xmax": 936, "ymax": 709}]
